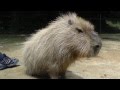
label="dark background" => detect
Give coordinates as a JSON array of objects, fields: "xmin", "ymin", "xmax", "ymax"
[{"xmin": 0, "ymin": 11, "xmax": 120, "ymax": 34}]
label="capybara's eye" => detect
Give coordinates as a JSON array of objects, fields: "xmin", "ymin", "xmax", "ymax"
[{"xmin": 76, "ymin": 28, "xmax": 83, "ymax": 33}]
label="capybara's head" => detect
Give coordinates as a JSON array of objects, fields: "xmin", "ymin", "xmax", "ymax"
[{"xmin": 49, "ymin": 13, "xmax": 102, "ymax": 58}]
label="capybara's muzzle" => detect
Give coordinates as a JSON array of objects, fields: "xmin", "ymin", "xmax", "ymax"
[{"xmin": 93, "ymin": 43, "xmax": 102, "ymax": 56}]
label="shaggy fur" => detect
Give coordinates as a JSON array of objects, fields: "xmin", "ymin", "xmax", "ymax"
[{"xmin": 23, "ymin": 13, "xmax": 102, "ymax": 79}]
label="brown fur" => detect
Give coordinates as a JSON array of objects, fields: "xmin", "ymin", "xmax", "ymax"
[{"xmin": 23, "ymin": 13, "xmax": 102, "ymax": 79}]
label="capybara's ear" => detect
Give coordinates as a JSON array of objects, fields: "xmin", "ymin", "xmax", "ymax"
[{"xmin": 68, "ymin": 19, "xmax": 73, "ymax": 25}]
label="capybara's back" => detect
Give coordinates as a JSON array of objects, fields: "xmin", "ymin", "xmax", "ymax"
[{"xmin": 23, "ymin": 13, "xmax": 102, "ymax": 79}]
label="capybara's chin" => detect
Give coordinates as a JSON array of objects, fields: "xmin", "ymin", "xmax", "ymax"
[{"xmin": 23, "ymin": 12, "xmax": 102, "ymax": 79}]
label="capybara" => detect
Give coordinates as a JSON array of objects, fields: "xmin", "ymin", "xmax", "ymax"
[{"xmin": 23, "ymin": 12, "xmax": 102, "ymax": 79}]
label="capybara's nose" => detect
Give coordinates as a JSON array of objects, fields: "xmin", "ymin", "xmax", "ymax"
[
  {"xmin": 95, "ymin": 45, "xmax": 100, "ymax": 50},
  {"xmin": 93, "ymin": 44, "xmax": 101, "ymax": 53}
]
